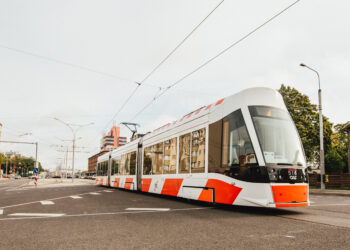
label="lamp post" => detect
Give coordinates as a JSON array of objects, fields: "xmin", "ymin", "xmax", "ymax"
[
  {"xmin": 300, "ymin": 63, "xmax": 325, "ymax": 191},
  {"xmin": 53, "ymin": 118, "xmax": 93, "ymax": 182}
]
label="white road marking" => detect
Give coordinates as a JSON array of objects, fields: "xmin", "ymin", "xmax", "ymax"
[
  {"xmin": 89, "ymin": 192, "xmax": 101, "ymax": 195},
  {"xmin": 70, "ymin": 195, "xmax": 82, "ymax": 199},
  {"xmin": 0, "ymin": 209, "xmax": 3, "ymax": 215},
  {"xmin": 103, "ymin": 190, "xmax": 113, "ymax": 193},
  {"xmin": 8, "ymin": 213, "xmax": 65, "ymax": 217},
  {"xmin": 0, "ymin": 190, "xmax": 100, "ymax": 209},
  {"xmin": 0, "ymin": 207, "xmax": 211, "ymax": 221},
  {"xmin": 125, "ymin": 208, "xmax": 170, "ymax": 211},
  {"xmin": 40, "ymin": 200, "xmax": 54, "ymax": 205},
  {"xmin": 284, "ymin": 235, "xmax": 296, "ymax": 238}
]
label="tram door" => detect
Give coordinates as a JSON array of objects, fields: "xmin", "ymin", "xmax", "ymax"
[
  {"xmin": 107, "ymin": 154, "xmax": 112, "ymax": 187},
  {"xmin": 136, "ymin": 140, "xmax": 143, "ymax": 191}
]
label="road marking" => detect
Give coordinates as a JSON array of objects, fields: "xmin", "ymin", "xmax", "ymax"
[
  {"xmin": 0, "ymin": 207, "xmax": 211, "ymax": 221},
  {"xmin": 70, "ymin": 195, "xmax": 82, "ymax": 199},
  {"xmin": 89, "ymin": 192, "xmax": 101, "ymax": 195},
  {"xmin": 103, "ymin": 190, "xmax": 113, "ymax": 193},
  {"xmin": 0, "ymin": 190, "xmax": 101, "ymax": 209},
  {"xmin": 8, "ymin": 213, "xmax": 65, "ymax": 217},
  {"xmin": 0, "ymin": 209, "xmax": 3, "ymax": 215},
  {"xmin": 284, "ymin": 235, "xmax": 296, "ymax": 238},
  {"xmin": 125, "ymin": 208, "xmax": 170, "ymax": 211},
  {"xmin": 40, "ymin": 201, "xmax": 54, "ymax": 205}
]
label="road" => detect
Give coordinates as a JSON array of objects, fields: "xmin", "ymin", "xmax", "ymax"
[{"xmin": 0, "ymin": 181, "xmax": 350, "ymax": 249}]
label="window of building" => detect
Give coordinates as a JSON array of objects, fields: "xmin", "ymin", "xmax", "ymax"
[
  {"xmin": 143, "ymin": 146, "xmax": 152, "ymax": 175},
  {"xmin": 163, "ymin": 138, "xmax": 177, "ymax": 174},
  {"xmin": 191, "ymin": 128, "xmax": 206, "ymax": 173},
  {"xmin": 179, "ymin": 133, "xmax": 190, "ymax": 173},
  {"xmin": 152, "ymin": 143, "xmax": 163, "ymax": 175}
]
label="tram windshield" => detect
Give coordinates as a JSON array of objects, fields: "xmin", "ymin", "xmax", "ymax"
[{"xmin": 249, "ymin": 106, "xmax": 306, "ymax": 167}]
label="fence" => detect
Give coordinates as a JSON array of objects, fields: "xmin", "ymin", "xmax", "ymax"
[{"xmin": 309, "ymin": 173, "xmax": 350, "ymax": 188}]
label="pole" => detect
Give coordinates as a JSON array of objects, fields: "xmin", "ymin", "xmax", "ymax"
[
  {"xmin": 72, "ymin": 135, "xmax": 75, "ymax": 183},
  {"xmin": 318, "ymin": 85, "xmax": 325, "ymax": 191},
  {"xmin": 300, "ymin": 63, "xmax": 325, "ymax": 191}
]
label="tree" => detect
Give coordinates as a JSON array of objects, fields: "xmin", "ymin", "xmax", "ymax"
[
  {"xmin": 278, "ymin": 85, "xmax": 333, "ymax": 165},
  {"xmin": 325, "ymin": 122, "xmax": 349, "ymax": 173}
]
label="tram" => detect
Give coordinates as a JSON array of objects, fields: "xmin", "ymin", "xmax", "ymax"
[{"xmin": 96, "ymin": 87, "xmax": 309, "ymax": 208}]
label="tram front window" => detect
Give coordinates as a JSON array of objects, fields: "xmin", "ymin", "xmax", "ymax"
[{"xmin": 249, "ymin": 106, "xmax": 306, "ymax": 167}]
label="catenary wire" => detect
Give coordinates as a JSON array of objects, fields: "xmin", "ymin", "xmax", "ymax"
[
  {"xmin": 97, "ymin": 0, "xmax": 225, "ymax": 134},
  {"xmin": 130, "ymin": 0, "xmax": 301, "ymax": 122}
]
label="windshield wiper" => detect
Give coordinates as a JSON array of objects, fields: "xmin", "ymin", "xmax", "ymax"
[{"xmin": 276, "ymin": 163, "xmax": 293, "ymax": 166}]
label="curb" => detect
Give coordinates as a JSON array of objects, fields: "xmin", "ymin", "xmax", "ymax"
[{"xmin": 310, "ymin": 191, "xmax": 350, "ymax": 197}]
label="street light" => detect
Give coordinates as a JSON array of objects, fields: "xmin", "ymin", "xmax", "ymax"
[
  {"xmin": 300, "ymin": 63, "xmax": 325, "ymax": 191},
  {"xmin": 53, "ymin": 117, "xmax": 93, "ymax": 182}
]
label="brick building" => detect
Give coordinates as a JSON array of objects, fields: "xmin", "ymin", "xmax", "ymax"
[{"xmin": 88, "ymin": 151, "xmax": 108, "ymax": 174}]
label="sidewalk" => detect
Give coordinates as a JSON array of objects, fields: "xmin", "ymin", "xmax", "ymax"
[
  {"xmin": 22, "ymin": 178, "xmax": 95, "ymax": 189},
  {"xmin": 310, "ymin": 188, "xmax": 350, "ymax": 196}
]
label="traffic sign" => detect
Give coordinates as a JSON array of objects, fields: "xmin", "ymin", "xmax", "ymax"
[{"xmin": 34, "ymin": 168, "xmax": 39, "ymax": 174}]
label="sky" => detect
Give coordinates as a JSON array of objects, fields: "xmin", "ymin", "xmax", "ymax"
[{"xmin": 0, "ymin": 0, "xmax": 349, "ymax": 171}]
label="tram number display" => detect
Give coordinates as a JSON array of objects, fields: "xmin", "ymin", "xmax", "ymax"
[{"xmin": 288, "ymin": 169, "xmax": 297, "ymax": 181}]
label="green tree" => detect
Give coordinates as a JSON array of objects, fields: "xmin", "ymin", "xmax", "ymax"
[
  {"xmin": 278, "ymin": 84, "xmax": 333, "ymax": 165},
  {"xmin": 325, "ymin": 122, "xmax": 349, "ymax": 173}
]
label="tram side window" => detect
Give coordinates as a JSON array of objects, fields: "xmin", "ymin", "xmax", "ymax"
[
  {"xmin": 129, "ymin": 152, "xmax": 136, "ymax": 175},
  {"xmin": 120, "ymin": 154, "xmax": 126, "ymax": 175},
  {"xmin": 222, "ymin": 109, "xmax": 256, "ymax": 167},
  {"xmin": 124, "ymin": 153, "xmax": 130, "ymax": 175},
  {"xmin": 152, "ymin": 143, "xmax": 163, "ymax": 175},
  {"xmin": 191, "ymin": 128, "xmax": 206, "ymax": 173},
  {"xmin": 143, "ymin": 146, "xmax": 152, "ymax": 175},
  {"xmin": 179, "ymin": 133, "xmax": 190, "ymax": 173},
  {"xmin": 111, "ymin": 160, "xmax": 119, "ymax": 175},
  {"xmin": 208, "ymin": 120, "xmax": 223, "ymax": 173},
  {"xmin": 163, "ymin": 138, "xmax": 177, "ymax": 174}
]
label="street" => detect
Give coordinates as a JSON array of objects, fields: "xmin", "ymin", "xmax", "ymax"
[{"xmin": 0, "ymin": 181, "xmax": 350, "ymax": 249}]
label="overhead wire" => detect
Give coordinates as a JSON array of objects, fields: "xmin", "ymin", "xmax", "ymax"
[
  {"xmin": 100, "ymin": 0, "xmax": 225, "ymax": 132},
  {"xmin": 130, "ymin": 0, "xmax": 302, "ymax": 122}
]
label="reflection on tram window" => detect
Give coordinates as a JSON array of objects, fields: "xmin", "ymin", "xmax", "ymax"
[
  {"xmin": 120, "ymin": 154, "xmax": 126, "ymax": 175},
  {"xmin": 153, "ymin": 143, "xmax": 163, "ymax": 175},
  {"xmin": 222, "ymin": 109, "xmax": 256, "ymax": 167},
  {"xmin": 191, "ymin": 128, "xmax": 205, "ymax": 173},
  {"xmin": 163, "ymin": 138, "xmax": 177, "ymax": 174},
  {"xmin": 179, "ymin": 133, "xmax": 190, "ymax": 173},
  {"xmin": 124, "ymin": 153, "xmax": 130, "ymax": 175},
  {"xmin": 208, "ymin": 120, "xmax": 223, "ymax": 171},
  {"xmin": 129, "ymin": 151, "xmax": 136, "ymax": 175},
  {"xmin": 143, "ymin": 146, "xmax": 152, "ymax": 175},
  {"xmin": 249, "ymin": 106, "xmax": 306, "ymax": 166},
  {"xmin": 112, "ymin": 159, "xmax": 119, "ymax": 175}
]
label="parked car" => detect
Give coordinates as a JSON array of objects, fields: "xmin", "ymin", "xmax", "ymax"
[{"xmin": 14, "ymin": 175, "xmax": 21, "ymax": 179}]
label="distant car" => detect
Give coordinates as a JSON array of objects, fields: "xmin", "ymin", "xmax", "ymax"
[
  {"xmin": 52, "ymin": 176, "xmax": 61, "ymax": 179},
  {"xmin": 14, "ymin": 175, "xmax": 21, "ymax": 179}
]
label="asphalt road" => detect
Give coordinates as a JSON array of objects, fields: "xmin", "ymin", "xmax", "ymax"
[{"xmin": 1, "ymin": 181, "xmax": 350, "ymax": 250}]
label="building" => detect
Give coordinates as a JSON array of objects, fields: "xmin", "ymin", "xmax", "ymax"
[
  {"xmin": 100, "ymin": 126, "xmax": 127, "ymax": 151},
  {"xmin": 88, "ymin": 150, "xmax": 108, "ymax": 174}
]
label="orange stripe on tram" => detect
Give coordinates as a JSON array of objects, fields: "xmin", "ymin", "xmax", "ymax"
[
  {"xmin": 161, "ymin": 179, "xmax": 183, "ymax": 196},
  {"xmin": 114, "ymin": 177, "xmax": 120, "ymax": 188},
  {"xmin": 198, "ymin": 179, "xmax": 242, "ymax": 204},
  {"xmin": 271, "ymin": 185, "xmax": 308, "ymax": 204},
  {"xmin": 124, "ymin": 178, "xmax": 134, "ymax": 190},
  {"xmin": 141, "ymin": 178, "xmax": 152, "ymax": 192},
  {"xmin": 100, "ymin": 178, "xmax": 103, "ymax": 185}
]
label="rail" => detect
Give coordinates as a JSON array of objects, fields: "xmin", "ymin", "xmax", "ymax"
[{"xmin": 183, "ymin": 186, "xmax": 215, "ymax": 204}]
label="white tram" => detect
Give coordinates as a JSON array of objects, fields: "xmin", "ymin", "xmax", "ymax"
[{"xmin": 96, "ymin": 87, "xmax": 309, "ymax": 208}]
